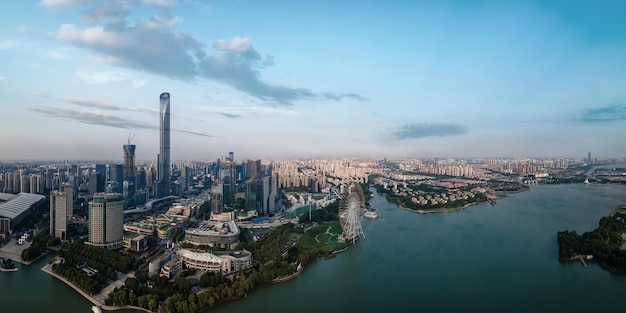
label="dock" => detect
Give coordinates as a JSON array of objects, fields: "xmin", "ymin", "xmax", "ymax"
[{"xmin": 570, "ymin": 255, "xmax": 590, "ymax": 268}]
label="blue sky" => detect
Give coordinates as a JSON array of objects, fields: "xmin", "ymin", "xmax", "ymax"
[{"xmin": 1, "ymin": 0, "xmax": 625, "ymax": 161}]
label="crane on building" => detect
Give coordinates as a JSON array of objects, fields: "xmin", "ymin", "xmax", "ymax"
[{"xmin": 128, "ymin": 131, "xmax": 136, "ymax": 145}]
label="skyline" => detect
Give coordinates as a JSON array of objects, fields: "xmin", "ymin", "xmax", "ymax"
[{"xmin": 2, "ymin": 0, "xmax": 626, "ymax": 161}]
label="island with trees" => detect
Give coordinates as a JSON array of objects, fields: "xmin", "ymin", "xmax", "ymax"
[{"xmin": 557, "ymin": 206, "xmax": 626, "ymax": 273}]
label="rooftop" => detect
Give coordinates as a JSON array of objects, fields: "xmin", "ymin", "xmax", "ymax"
[{"xmin": 0, "ymin": 193, "xmax": 46, "ymax": 220}]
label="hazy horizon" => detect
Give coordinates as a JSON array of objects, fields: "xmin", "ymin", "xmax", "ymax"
[{"xmin": 2, "ymin": 1, "xmax": 626, "ymax": 160}]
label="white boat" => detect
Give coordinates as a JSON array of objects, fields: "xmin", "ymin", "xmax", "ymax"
[
  {"xmin": 91, "ymin": 306, "xmax": 102, "ymax": 313},
  {"xmin": 364, "ymin": 210, "xmax": 378, "ymax": 218}
]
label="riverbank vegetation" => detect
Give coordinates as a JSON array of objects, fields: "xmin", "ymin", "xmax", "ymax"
[
  {"xmin": 557, "ymin": 209, "xmax": 626, "ymax": 273},
  {"xmin": 21, "ymin": 232, "xmax": 57, "ymax": 262},
  {"xmin": 51, "ymin": 241, "xmax": 140, "ymax": 294},
  {"xmin": 103, "ymin": 203, "xmax": 355, "ymax": 313}
]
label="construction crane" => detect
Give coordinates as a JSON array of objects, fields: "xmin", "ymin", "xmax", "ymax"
[{"xmin": 128, "ymin": 131, "xmax": 136, "ymax": 145}]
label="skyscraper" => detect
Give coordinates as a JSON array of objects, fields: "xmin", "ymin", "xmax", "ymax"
[
  {"xmin": 88, "ymin": 193, "xmax": 124, "ymax": 250},
  {"xmin": 107, "ymin": 164, "xmax": 122, "ymax": 187},
  {"xmin": 50, "ymin": 189, "xmax": 69, "ymax": 240},
  {"xmin": 156, "ymin": 92, "xmax": 171, "ymax": 198},
  {"xmin": 123, "ymin": 143, "xmax": 137, "ymax": 207},
  {"xmin": 123, "ymin": 144, "xmax": 136, "ymax": 181}
]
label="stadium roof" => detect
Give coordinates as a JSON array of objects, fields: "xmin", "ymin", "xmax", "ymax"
[{"xmin": 0, "ymin": 193, "xmax": 46, "ymax": 220}]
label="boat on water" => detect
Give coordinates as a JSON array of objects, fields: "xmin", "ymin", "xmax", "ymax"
[
  {"xmin": 91, "ymin": 306, "xmax": 102, "ymax": 313},
  {"xmin": 0, "ymin": 257, "xmax": 18, "ymax": 272},
  {"xmin": 364, "ymin": 209, "xmax": 378, "ymax": 218}
]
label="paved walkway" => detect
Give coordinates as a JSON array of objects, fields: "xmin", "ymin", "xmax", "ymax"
[
  {"xmin": 41, "ymin": 258, "xmax": 150, "ymax": 312},
  {"xmin": 0, "ymin": 240, "xmax": 30, "ymax": 264}
]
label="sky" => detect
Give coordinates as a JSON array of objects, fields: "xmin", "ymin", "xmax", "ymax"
[{"xmin": 1, "ymin": 0, "xmax": 626, "ymax": 161}]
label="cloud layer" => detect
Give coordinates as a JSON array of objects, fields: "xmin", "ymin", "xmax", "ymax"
[
  {"xmin": 48, "ymin": 2, "xmax": 365, "ymax": 105},
  {"xmin": 391, "ymin": 123, "xmax": 467, "ymax": 139},
  {"xmin": 579, "ymin": 104, "xmax": 626, "ymax": 123}
]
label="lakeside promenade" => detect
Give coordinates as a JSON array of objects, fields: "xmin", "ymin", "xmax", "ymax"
[{"xmin": 41, "ymin": 260, "xmax": 151, "ymax": 313}]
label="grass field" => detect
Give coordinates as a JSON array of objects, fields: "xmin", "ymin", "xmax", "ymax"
[{"xmin": 297, "ymin": 221, "xmax": 348, "ymax": 254}]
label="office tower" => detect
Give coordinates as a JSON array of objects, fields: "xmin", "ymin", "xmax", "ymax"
[
  {"xmin": 88, "ymin": 193, "xmax": 124, "ymax": 250},
  {"xmin": 43, "ymin": 168, "xmax": 53, "ymax": 191},
  {"xmin": 88, "ymin": 172, "xmax": 104, "ymax": 195},
  {"xmin": 181, "ymin": 166, "xmax": 191, "ymax": 191},
  {"xmin": 229, "ymin": 153, "xmax": 236, "ymax": 206},
  {"xmin": 587, "ymin": 152, "xmax": 592, "ymax": 165},
  {"xmin": 135, "ymin": 169, "xmax": 146, "ymax": 189},
  {"xmin": 123, "ymin": 144, "xmax": 136, "ymax": 181},
  {"xmin": 60, "ymin": 182, "xmax": 73, "ymax": 217},
  {"xmin": 95, "ymin": 164, "xmax": 106, "ymax": 176},
  {"xmin": 49, "ymin": 183, "xmax": 72, "ymax": 240},
  {"xmin": 218, "ymin": 156, "xmax": 236, "ymax": 207},
  {"xmin": 50, "ymin": 190, "xmax": 68, "ymax": 240},
  {"xmin": 58, "ymin": 168, "xmax": 66, "ymax": 184},
  {"xmin": 71, "ymin": 164, "xmax": 79, "ymax": 180},
  {"xmin": 156, "ymin": 92, "xmax": 171, "ymax": 198},
  {"xmin": 262, "ymin": 176, "xmax": 270, "ymax": 214},
  {"xmin": 211, "ymin": 181, "xmax": 224, "ymax": 213},
  {"xmin": 110, "ymin": 164, "xmax": 124, "ymax": 188},
  {"xmin": 269, "ymin": 173, "xmax": 278, "ymax": 215},
  {"xmin": 145, "ymin": 166, "xmax": 154, "ymax": 190},
  {"xmin": 123, "ymin": 180, "xmax": 135, "ymax": 207},
  {"xmin": 247, "ymin": 160, "xmax": 261, "ymax": 181}
]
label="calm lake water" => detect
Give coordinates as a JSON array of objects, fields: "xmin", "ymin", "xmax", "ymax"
[{"xmin": 3, "ymin": 184, "xmax": 626, "ymax": 313}]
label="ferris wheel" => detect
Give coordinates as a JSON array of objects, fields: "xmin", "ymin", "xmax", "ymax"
[{"xmin": 339, "ymin": 183, "xmax": 365, "ymax": 244}]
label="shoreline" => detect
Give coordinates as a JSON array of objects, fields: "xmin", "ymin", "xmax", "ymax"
[
  {"xmin": 388, "ymin": 193, "xmax": 520, "ymax": 215},
  {"xmin": 272, "ymin": 264, "xmax": 305, "ymax": 283},
  {"xmin": 272, "ymin": 236, "xmax": 354, "ymax": 283},
  {"xmin": 41, "ymin": 261, "xmax": 152, "ymax": 313}
]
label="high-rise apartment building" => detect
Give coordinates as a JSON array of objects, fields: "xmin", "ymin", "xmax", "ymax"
[
  {"xmin": 88, "ymin": 193, "xmax": 124, "ymax": 250},
  {"xmin": 156, "ymin": 92, "xmax": 171, "ymax": 198}
]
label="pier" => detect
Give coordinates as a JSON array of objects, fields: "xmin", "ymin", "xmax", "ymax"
[{"xmin": 570, "ymin": 255, "xmax": 590, "ymax": 268}]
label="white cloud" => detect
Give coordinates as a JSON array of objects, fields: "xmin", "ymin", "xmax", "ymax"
[
  {"xmin": 144, "ymin": 16, "xmax": 183, "ymax": 30},
  {"xmin": 0, "ymin": 76, "xmax": 6, "ymax": 81},
  {"xmin": 63, "ymin": 96, "xmax": 159, "ymax": 115},
  {"xmin": 52, "ymin": 13, "xmax": 365, "ymax": 105},
  {"xmin": 213, "ymin": 37, "xmax": 252, "ymax": 52},
  {"xmin": 38, "ymin": 0, "xmax": 84, "ymax": 7},
  {"xmin": 57, "ymin": 24, "xmax": 120, "ymax": 46},
  {"xmin": 76, "ymin": 70, "xmax": 129, "ymax": 84}
]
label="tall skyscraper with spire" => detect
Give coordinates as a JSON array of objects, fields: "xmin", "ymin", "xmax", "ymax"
[
  {"xmin": 156, "ymin": 92, "xmax": 171, "ymax": 198},
  {"xmin": 123, "ymin": 142, "xmax": 136, "ymax": 207},
  {"xmin": 123, "ymin": 143, "xmax": 136, "ymax": 181}
]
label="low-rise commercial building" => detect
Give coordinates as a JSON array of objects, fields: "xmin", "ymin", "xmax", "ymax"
[{"xmin": 185, "ymin": 220, "xmax": 240, "ymax": 248}]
